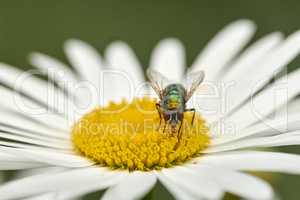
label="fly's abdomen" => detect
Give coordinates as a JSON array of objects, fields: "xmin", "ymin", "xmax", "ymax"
[{"xmin": 163, "ymin": 111, "xmax": 184, "ymax": 124}]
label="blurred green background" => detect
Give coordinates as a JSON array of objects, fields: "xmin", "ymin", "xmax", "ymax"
[{"xmin": 0, "ymin": 0, "xmax": 300, "ymax": 199}]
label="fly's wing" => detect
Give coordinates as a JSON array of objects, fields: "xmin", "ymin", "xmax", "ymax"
[
  {"xmin": 146, "ymin": 68, "xmax": 171, "ymax": 99},
  {"xmin": 184, "ymin": 70, "xmax": 205, "ymax": 102}
]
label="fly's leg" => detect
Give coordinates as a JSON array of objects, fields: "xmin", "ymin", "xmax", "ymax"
[
  {"xmin": 163, "ymin": 122, "xmax": 167, "ymax": 133},
  {"xmin": 178, "ymin": 120, "xmax": 183, "ymax": 133},
  {"xmin": 185, "ymin": 108, "xmax": 196, "ymax": 125},
  {"xmin": 177, "ymin": 120, "xmax": 183, "ymax": 140},
  {"xmin": 155, "ymin": 103, "xmax": 162, "ymax": 131},
  {"xmin": 174, "ymin": 120, "xmax": 183, "ymax": 149},
  {"xmin": 163, "ymin": 119, "xmax": 174, "ymax": 134}
]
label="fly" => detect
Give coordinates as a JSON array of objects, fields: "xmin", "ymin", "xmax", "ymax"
[{"xmin": 147, "ymin": 68, "xmax": 205, "ymax": 146}]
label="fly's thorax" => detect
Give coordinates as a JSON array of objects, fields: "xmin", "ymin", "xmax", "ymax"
[
  {"xmin": 163, "ymin": 84, "xmax": 186, "ymax": 96},
  {"xmin": 162, "ymin": 84, "xmax": 186, "ymax": 111}
]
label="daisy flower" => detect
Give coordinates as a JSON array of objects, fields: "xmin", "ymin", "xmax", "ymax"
[{"xmin": 0, "ymin": 19, "xmax": 300, "ymax": 200}]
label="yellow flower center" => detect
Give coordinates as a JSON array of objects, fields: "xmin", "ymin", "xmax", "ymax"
[{"xmin": 72, "ymin": 97, "xmax": 210, "ymax": 171}]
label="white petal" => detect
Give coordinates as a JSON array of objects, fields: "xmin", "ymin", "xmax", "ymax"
[
  {"xmin": 206, "ymin": 130, "xmax": 300, "ymax": 153},
  {"xmin": 214, "ymin": 168, "xmax": 274, "ymax": 200},
  {"xmin": 287, "ymin": 98, "xmax": 300, "ymax": 114},
  {"xmin": 57, "ymin": 169, "xmax": 126, "ymax": 200},
  {"xmin": 64, "ymin": 39, "xmax": 120, "ymax": 108},
  {"xmin": 150, "ymin": 38, "xmax": 185, "ymax": 82},
  {"xmin": 200, "ymin": 150, "xmax": 300, "ymax": 174},
  {"xmin": 0, "ymin": 162, "xmax": 45, "ymax": 170},
  {"xmin": 198, "ymin": 33, "xmax": 282, "ymax": 122},
  {"xmin": 15, "ymin": 166, "xmax": 66, "ymax": 179},
  {"xmin": 221, "ymin": 32, "xmax": 283, "ymax": 82},
  {"xmin": 191, "ymin": 19, "xmax": 256, "ymax": 81},
  {"xmin": 102, "ymin": 171, "xmax": 156, "ymax": 200},
  {"xmin": 64, "ymin": 39, "xmax": 103, "ymax": 79},
  {"xmin": 23, "ymin": 193, "xmax": 58, "ymax": 200},
  {"xmin": 105, "ymin": 41, "xmax": 145, "ymax": 86},
  {"xmin": 0, "ymin": 109, "xmax": 69, "ymax": 139},
  {"xmin": 0, "ymin": 140, "xmax": 72, "ymax": 154},
  {"xmin": 276, "ymin": 97, "xmax": 300, "ymax": 117},
  {"xmin": 224, "ymin": 67, "xmax": 300, "ymax": 132},
  {"xmin": 102, "ymin": 42, "xmax": 140, "ymax": 102},
  {"xmin": 0, "ymin": 131, "xmax": 71, "ymax": 150},
  {"xmin": 0, "ymin": 146, "xmax": 93, "ymax": 167},
  {"xmin": 30, "ymin": 52, "xmax": 103, "ymax": 112},
  {"xmin": 0, "ymin": 150, "xmax": 49, "ymax": 171},
  {"xmin": 0, "ymin": 151, "xmax": 29, "ymax": 162},
  {"xmin": 0, "ymin": 167, "xmax": 124, "ymax": 200},
  {"xmin": 212, "ymin": 112, "xmax": 300, "ymax": 145},
  {"xmin": 0, "ymin": 63, "xmax": 71, "ymax": 116},
  {"xmin": 155, "ymin": 171, "xmax": 199, "ymax": 200},
  {"xmin": 25, "ymin": 193, "xmax": 82, "ymax": 200},
  {"xmin": 0, "ymin": 86, "xmax": 69, "ymax": 131},
  {"xmin": 161, "ymin": 166, "xmax": 224, "ymax": 199},
  {"xmin": 105, "ymin": 41, "xmax": 146, "ymax": 102},
  {"xmin": 0, "ymin": 123, "xmax": 69, "ymax": 144},
  {"xmin": 0, "ymin": 151, "xmax": 46, "ymax": 170},
  {"xmin": 188, "ymin": 164, "xmax": 273, "ymax": 200},
  {"xmin": 220, "ymin": 30, "xmax": 300, "ymax": 124},
  {"xmin": 29, "ymin": 52, "xmax": 79, "ymax": 92},
  {"xmin": 64, "ymin": 39, "xmax": 102, "ymax": 90}
]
